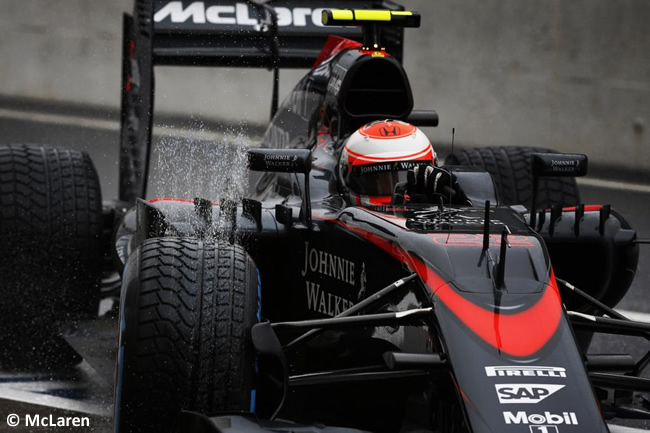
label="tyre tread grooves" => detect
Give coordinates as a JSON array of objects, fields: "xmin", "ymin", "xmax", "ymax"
[{"xmin": 119, "ymin": 238, "xmax": 258, "ymax": 432}]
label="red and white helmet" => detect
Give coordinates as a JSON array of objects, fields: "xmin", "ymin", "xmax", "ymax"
[{"xmin": 339, "ymin": 120, "xmax": 436, "ymax": 205}]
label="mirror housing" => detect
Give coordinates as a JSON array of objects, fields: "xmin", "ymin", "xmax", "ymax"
[
  {"xmin": 532, "ymin": 153, "xmax": 588, "ymax": 178},
  {"xmin": 247, "ymin": 148, "xmax": 312, "ymax": 228},
  {"xmin": 248, "ymin": 148, "xmax": 311, "ymax": 174}
]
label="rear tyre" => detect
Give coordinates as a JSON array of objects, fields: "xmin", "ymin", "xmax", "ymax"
[
  {"xmin": 445, "ymin": 146, "xmax": 580, "ymax": 209},
  {"xmin": 0, "ymin": 144, "xmax": 103, "ymax": 368},
  {"xmin": 116, "ymin": 238, "xmax": 260, "ymax": 433}
]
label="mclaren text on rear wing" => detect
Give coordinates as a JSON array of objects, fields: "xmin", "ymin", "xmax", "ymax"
[{"xmin": 149, "ymin": 0, "xmax": 406, "ymax": 67}]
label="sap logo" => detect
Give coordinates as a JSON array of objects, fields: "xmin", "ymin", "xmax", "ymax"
[
  {"xmin": 154, "ymin": 2, "xmax": 326, "ymax": 27},
  {"xmin": 486, "ymin": 366, "xmax": 567, "ymax": 378},
  {"xmin": 495, "ymin": 384, "xmax": 565, "ymax": 404},
  {"xmin": 504, "ymin": 411, "xmax": 578, "ymax": 425}
]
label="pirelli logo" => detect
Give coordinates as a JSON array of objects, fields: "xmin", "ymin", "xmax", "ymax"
[{"xmin": 485, "ymin": 366, "xmax": 567, "ymax": 378}]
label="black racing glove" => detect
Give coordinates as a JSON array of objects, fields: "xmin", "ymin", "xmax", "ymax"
[{"xmin": 406, "ymin": 164, "xmax": 455, "ymax": 203}]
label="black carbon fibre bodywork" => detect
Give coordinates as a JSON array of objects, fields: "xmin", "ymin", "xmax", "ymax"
[{"xmin": 117, "ymin": 196, "xmax": 630, "ymax": 432}]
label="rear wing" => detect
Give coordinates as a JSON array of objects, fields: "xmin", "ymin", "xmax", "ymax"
[
  {"xmin": 119, "ymin": 0, "xmax": 408, "ymax": 203},
  {"xmin": 150, "ymin": 0, "xmax": 406, "ymax": 67}
]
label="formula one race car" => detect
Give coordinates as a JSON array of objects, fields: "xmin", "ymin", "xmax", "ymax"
[{"xmin": 0, "ymin": 1, "xmax": 648, "ymax": 433}]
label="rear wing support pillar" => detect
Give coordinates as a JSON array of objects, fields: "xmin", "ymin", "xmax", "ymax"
[{"xmin": 119, "ymin": 11, "xmax": 155, "ymax": 204}]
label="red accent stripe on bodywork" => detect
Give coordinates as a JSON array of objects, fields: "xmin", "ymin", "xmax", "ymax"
[
  {"xmin": 148, "ymin": 197, "xmax": 195, "ymax": 204},
  {"xmin": 451, "ymin": 375, "xmax": 477, "ymax": 413},
  {"xmin": 314, "ymin": 212, "xmax": 562, "ymax": 357},
  {"xmin": 312, "ymin": 36, "xmax": 363, "ymax": 68},
  {"xmin": 413, "ymin": 256, "xmax": 563, "ymax": 357},
  {"xmin": 355, "ymin": 194, "xmax": 393, "ymax": 206},
  {"xmin": 562, "ymin": 205, "xmax": 603, "ymax": 212},
  {"xmin": 147, "ymin": 197, "xmax": 219, "ymax": 205}
]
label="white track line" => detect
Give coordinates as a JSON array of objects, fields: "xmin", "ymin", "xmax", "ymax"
[
  {"xmin": 1, "ymin": 106, "xmax": 649, "ymax": 191},
  {"xmin": 0, "ymin": 107, "xmax": 260, "ymax": 144},
  {"xmin": 614, "ymin": 309, "xmax": 650, "ymax": 324},
  {"xmin": 0, "ymin": 107, "xmax": 118, "ymax": 131},
  {"xmin": 0, "ymin": 361, "xmax": 111, "ymax": 416},
  {"xmin": 608, "ymin": 425, "xmax": 650, "ymax": 433},
  {"xmin": 578, "ymin": 177, "xmax": 650, "ymax": 194}
]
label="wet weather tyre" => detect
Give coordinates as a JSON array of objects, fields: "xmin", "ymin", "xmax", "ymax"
[
  {"xmin": 117, "ymin": 238, "xmax": 260, "ymax": 433},
  {"xmin": 0, "ymin": 144, "xmax": 103, "ymax": 367},
  {"xmin": 445, "ymin": 146, "xmax": 580, "ymax": 209}
]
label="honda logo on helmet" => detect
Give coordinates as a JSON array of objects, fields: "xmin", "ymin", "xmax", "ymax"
[
  {"xmin": 359, "ymin": 120, "xmax": 416, "ymax": 140},
  {"xmin": 380, "ymin": 125, "xmax": 401, "ymax": 137}
]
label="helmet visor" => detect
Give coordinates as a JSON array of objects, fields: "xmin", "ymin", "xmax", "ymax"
[
  {"xmin": 348, "ymin": 171, "xmax": 408, "ymax": 196},
  {"xmin": 347, "ymin": 160, "xmax": 425, "ymax": 196}
]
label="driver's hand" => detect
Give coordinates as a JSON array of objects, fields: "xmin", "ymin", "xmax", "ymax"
[{"xmin": 407, "ymin": 165, "xmax": 454, "ymax": 201}]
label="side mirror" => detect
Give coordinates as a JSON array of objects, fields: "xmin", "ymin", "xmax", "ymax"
[
  {"xmin": 529, "ymin": 152, "xmax": 588, "ymax": 229},
  {"xmin": 531, "ymin": 153, "xmax": 588, "ymax": 178},
  {"xmin": 247, "ymin": 148, "xmax": 312, "ymax": 228}
]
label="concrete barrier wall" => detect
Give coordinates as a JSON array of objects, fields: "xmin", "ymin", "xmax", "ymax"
[{"xmin": 1, "ymin": 0, "xmax": 648, "ymax": 170}]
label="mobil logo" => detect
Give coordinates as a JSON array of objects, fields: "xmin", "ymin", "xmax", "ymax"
[{"xmin": 504, "ymin": 410, "xmax": 578, "ymax": 425}]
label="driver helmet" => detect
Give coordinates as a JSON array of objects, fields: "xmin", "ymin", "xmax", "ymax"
[{"xmin": 339, "ymin": 119, "xmax": 436, "ymax": 205}]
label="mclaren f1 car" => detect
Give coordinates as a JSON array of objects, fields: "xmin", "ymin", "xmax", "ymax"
[
  {"xmin": 1, "ymin": 1, "xmax": 648, "ymax": 433},
  {"xmin": 109, "ymin": 1, "xmax": 648, "ymax": 432}
]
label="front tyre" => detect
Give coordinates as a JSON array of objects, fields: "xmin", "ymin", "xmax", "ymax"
[{"xmin": 116, "ymin": 238, "xmax": 260, "ymax": 433}]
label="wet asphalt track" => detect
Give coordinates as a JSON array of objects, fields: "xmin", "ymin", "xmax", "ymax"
[{"xmin": 0, "ymin": 99, "xmax": 648, "ymax": 432}]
